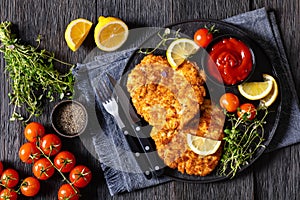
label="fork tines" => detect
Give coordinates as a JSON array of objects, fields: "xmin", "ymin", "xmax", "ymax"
[{"xmin": 95, "ymin": 80, "xmax": 113, "ymax": 103}]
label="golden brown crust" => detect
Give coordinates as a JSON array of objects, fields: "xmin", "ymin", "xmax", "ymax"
[
  {"xmin": 126, "ymin": 54, "xmax": 224, "ymax": 176},
  {"xmin": 152, "ymin": 100, "xmax": 225, "ymax": 176},
  {"xmin": 183, "ymin": 99, "xmax": 225, "ymax": 140},
  {"xmin": 126, "ymin": 55, "xmax": 206, "ymax": 130}
]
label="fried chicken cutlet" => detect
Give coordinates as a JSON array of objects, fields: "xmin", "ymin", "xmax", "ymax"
[
  {"xmin": 150, "ymin": 99, "xmax": 225, "ymax": 176},
  {"xmin": 126, "ymin": 54, "xmax": 224, "ymax": 176},
  {"xmin": 126, "ymin": 54, "xmax": 206, "ymax": 130}
]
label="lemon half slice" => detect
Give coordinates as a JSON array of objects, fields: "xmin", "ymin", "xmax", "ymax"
[
  {"xmin": 166, "ymin": 38, "xmax": 199, "ymax": 69},
  {"xmin": 65, "ymin": 18, "xmax": 93, "ymax": 51},
  {"xmin": 187, "ymin": 134, "xmax": 221, "ymax": 156},
  {"xmin": 259, "ymin": 74, "xmax": 278, "ymax": 107},
  {"xmin": 94, "ymin": 16, "xmax": 128, "ymax": 52},
  {"xmin": 238, "ymin": 78, "xmax": 273, "ymax": 100}
]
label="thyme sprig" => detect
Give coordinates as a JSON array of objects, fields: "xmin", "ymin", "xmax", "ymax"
[
  {"xmin": 0, "ymin": 21, "xmax": 75, "ymax": 122},
  {"xmin": 218, "ymin": 106, "xmax": 269, "ymax": 178},
  {"xmin": 138, "ymin": 28, "xmax": 181, "ymax": 55}
]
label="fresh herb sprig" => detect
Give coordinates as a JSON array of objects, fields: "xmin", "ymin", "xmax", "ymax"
[
  {"xmin": 218, "ymin": 106, "xmax": 268, "ymax": 178},
  {"xmin": 0, "ymin": 21, "xmax": 75, "ymax": 122},
  {"xmin": 138, "ymin": 28, "xmax": 181, "ymax": 55}
]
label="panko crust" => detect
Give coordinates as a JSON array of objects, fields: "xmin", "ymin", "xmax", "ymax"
[
  {"xmin": 126, "ymin": 54, "xmax": 206, "ymax": 130},
  {"xmin": 126, "ymin": 54, "xmax": 224, "ymax": 176},
  {"xmin": 151, "ymin": 100, "xmax": 225, "ymax": 176}
]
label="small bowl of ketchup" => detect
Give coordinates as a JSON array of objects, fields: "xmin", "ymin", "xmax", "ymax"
[{"xmin": 204, "ymin": 34, "xmax": 256, "ymax": 87}]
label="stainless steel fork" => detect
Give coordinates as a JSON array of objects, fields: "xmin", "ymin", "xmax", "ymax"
[
  {"xmin": 95, "ymin": 81, "xmax": 125, "ymax": 128},
  {"xmin": 95, "ymin": 79, "xmax": 164, "ymax": 179}
]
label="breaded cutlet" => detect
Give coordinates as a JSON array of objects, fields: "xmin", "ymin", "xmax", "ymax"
[
  {"xmin": 126, "ymin": 54, "xmax": 206, "ymax": 130},
  {"xmin": 126, "ymin": 54, "xmax": 224, "ymax": 176},
  {"xmin": 150, "ymin": 99, "xmax": 225, "ymax": 176}
]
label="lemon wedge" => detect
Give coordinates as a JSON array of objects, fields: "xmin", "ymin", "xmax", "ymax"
[
  {"xmin": 187, "ymin": 134, "xmax": 221, "ymax": 156},
  {"xmin": 259, "ymin": 74, "xmax": 278, "ymax": 107},
  {"xmin": 166, "ymin": 38, "xmax": 199, "ymax": 69},
  {"xmin": 94, "ymin": 16, "xmax": 129, "ymax": 51},
  {"xmin": 65, "ymin": 18, "xmax": 93, "ymax": 51},
  {"xmin": 238, "ymin": 78, "xmax": 273, "ymax": 100}
]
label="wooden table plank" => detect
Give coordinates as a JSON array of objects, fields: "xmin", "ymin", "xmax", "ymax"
[
  {"xmin": 0, "ymin": 0, "xmax": 102, "ymax": 199},
  {"xmin": 250, "ymin": 1, "xmax": 300, "ymax": 199},
  {"xmin": 171, "ymin": 0, "xmax": 250, "ymax": 22},
  {"xmin": 0, "ymin": 0, "xmax": 299, "ymax": 199},
  {"xmin": 253, "ymin": 147, "xmax": 300, "ymax": 200},
  {"xmin": 97, "ymin": 0, "xmax": 173, "ymax": 28}
]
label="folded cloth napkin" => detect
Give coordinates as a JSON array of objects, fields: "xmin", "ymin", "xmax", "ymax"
[{"xmin": 73, "ymin": 8, "xmax": 300, "ymax": 196}]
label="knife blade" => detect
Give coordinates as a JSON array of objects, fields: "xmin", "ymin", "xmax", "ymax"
[{"xmin": 106, "ymin": 73, "xmax": 165, "ymax": 177}]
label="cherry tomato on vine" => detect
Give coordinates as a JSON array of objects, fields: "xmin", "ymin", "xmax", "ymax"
[
  {"xmin": 54, "ymin": 151, "xmax": 76, "ymax": 173},
  {"xmin": 20, "ymin": 177, "xmax": 40, "ymax": 197},
  {"xmin": 32, "ymin": 158, "xmax": 55, "ymax": 180},
  {"xmin": 24, "ymin": 122, "xmax": 45, "ymax": 142},
  {"xmin": 19, "ymin": 142, "xmax": 41, "ymax": 164},
  {"xmin": 58, "ymin": 184, "xmax": 79, "ymax": 200},
  {"xmin": 219, "ymin": 93, "xmax": 240, "ymax": 112},
  {"xmin": 0, "ymin": 188, "xmax": 18, "ymax": 200},
  {"xmin": 69, "ymin": 165, "xmax": 92, "ymax": 188},
  {"xmin": 237, "ymin": 103, "xmax": 257, "ymax": 120},
  {"xmin": 193, "ymin": 26, "xmax": 216, "ymax": 48},
  {"xmin": 40, "ymin": 134, "xmax": 62, "ymax": 156},
  {"xmin": 1, "ymin": 169, "xmax": 19, "ymax": 188},
  {"xmin": 0, "ymin": 161, "xmax": 3, "ymax": 175}
]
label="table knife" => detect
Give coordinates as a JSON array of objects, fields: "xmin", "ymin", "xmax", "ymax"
[{"xmin": 106, "ymin": 73, "xmax": 165, "ymax": 178}]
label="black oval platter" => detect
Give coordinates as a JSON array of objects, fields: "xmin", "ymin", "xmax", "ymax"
[{"xmin": 119, "ymin": 19, "xmax": 282, "ymax": 183}]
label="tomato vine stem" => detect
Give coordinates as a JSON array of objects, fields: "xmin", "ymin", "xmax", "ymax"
[{"xmin": 35, "ymin": 143, "xmax": 79, "ymax": 195}]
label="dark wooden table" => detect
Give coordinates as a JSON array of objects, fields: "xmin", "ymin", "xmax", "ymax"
[{"xmin": 0, "ymin": 0, "xmax": 299, "ymax": 199}]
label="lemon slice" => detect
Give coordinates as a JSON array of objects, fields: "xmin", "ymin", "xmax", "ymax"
[
  {"xmin": 65, "ymin": 18, "xmax": 93, "ymax": 51},
  {"xmin": 94, "ymin": 16, "xmax": 129, "ymax": 51},
  {"xmin": 166, "ymin": 38, "xmax": 199, "ymax": 69},
  {"xmin": 259, "ymin": 74, "xmax": 278, "ymax": 107},
  {"xmin": 187, "ymin": 134, "xmax": 221, "ymax": 156},
  {"xmin": 238, "ymin": 78, "xmax": 273, "ymax": 100}
]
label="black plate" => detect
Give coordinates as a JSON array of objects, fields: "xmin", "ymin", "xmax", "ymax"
[{"xmin": 120, "ymin": 19, "xmax": 282, "ymax": 183}]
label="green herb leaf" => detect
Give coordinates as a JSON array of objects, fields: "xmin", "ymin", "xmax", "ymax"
[
  {"xmin": 0, "ymin": 21, "xmax": 75, "ymax": 123},
  {"xmin": 218, "ymin": 106, "xmax": 268, "ymax": 178}
]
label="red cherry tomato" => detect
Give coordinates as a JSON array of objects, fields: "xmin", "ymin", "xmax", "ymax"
[
  {"xmin": 0, "ymin": 162, "xmax": 3, "ymax": 175},
  {"xmin": 237, "ymin": 103, "xmax": 257, "ymax": 120},
  {"xmin": 194, "ymin": 27, "xmax": 214, "ymax": 48},
  {"xmin": 40, "ymin": 134, "xmax": 62, "ymax": 156},
  {"xmin": 19, "ymin": 142, "xmax": 41, "ymax": 164},
  {"xmin": 20, "ymin": 177, "xmax": 40, "ymax": 197},
  {"xmin": 1, "ymin": 169, "xmax": 19, "ymax": 188},
  {"xmin": 219, "ymin": 93, "xmax": 240, "ymax": 112},
  {"xmin": 69, "ymin": 165, "xmax": 92, "ymax": 188},
  {"xmin": 58, "ymin": 184, "xmax": 79, "ymax": 200},
  {"xmin": 0, "ymin": 188, "xmax": 18, "ymax": 200},
  {"xmin": 24, "ymin": 122, "xmax": 45, "ymax": 142},
  {"xmin": 32, "ymin": 158, "xmax": 55, "ymax": 180},
  {"xmin": 54, "ymin": 151, "xmax": 76, "ymax": 173}
]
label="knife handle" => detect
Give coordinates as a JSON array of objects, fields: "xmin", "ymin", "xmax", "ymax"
[
  {"xmin": 131, "ymin": 124, "xmax": 165, "ymax": 176},
  {"xmin": 121, "ymin": 127, "xmax": 153, "ymax": 179},
  {"xmin": 122, "ymin": 125, "xmax": 165, "ymax": 179}
]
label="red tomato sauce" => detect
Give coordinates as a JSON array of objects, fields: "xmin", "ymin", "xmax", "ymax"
[{"xmin": 207, "ymin": 37, "xmax": 253, "ymax": 85}]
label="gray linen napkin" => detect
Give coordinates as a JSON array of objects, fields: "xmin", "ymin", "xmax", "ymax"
[{"xmin": 73, "ymin": 8, "xmax": 300, "ymax": 195}]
